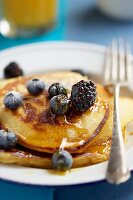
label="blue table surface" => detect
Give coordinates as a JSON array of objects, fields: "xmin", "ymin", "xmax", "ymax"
[{"xmin": 1, "ymin": 0, "xmax": 133, "ymax": 200}]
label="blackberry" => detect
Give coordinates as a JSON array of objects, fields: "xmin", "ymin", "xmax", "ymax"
[
  {"xmin": 71, "ymin": 80, "xmax": 96, "ymax": 112},
  {"xmin": 4, "ymin": 62, "xmax": 23, "ymax": 78},
  {"xmin": 48, "ymin": 83, "xmax": 67, "ymax": 98},
  {"xmin": 71, "ymin": 69, "xmax": 86, "ymax": 76},
  {"xmin": 50, "ymin": 94, "xmax": 71, "ymax": 115}
]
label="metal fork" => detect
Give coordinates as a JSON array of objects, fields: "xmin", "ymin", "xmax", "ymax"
[{"xmin": 104, "ymin": 39, "xmax": 132, "ymax": 184}]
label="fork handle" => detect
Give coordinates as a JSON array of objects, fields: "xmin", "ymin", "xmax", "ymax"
[{"xmin": 106, "ymin": 84, "xmax": 131, "ymax": 184}]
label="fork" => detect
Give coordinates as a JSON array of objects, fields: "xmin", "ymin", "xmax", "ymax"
[{"xmin": 104, "ymin": 39, "xmax": 132, "ymax": 184}]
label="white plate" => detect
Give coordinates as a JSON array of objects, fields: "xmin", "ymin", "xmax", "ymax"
[{"xmin": 0, "ymin": 41, "xmax": 133, "ymax": 186}]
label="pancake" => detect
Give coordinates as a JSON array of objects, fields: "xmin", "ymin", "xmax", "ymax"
[
  {"xmin": 0, "ymin": 97, "xmax": 133, "ymax": 168},
  {"xmin": 0, "ymin": 71, "xmax": 111, "ymax": 153},
  {"xmin": 0, "ymin": 71, "xmax": 133, "ymax": 168}
]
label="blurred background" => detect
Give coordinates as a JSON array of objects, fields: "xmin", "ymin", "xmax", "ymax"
[{"xmin": 0, "ymin": 0, "xmax": 133, "ymax": 49}]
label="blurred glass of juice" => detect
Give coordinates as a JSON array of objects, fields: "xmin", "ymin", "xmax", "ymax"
[{"xmin": 0, "ymin": 0, "xmax": 57, "ymax": 38}]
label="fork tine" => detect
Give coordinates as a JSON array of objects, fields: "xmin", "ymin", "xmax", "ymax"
[
  {"xmin": 125, "ymin": 41, "xmax": 132, "ymax": 83},
  {"xmin": 104, "ymin": 39, "xmax": 132, "ymax": 86},
  {"xmin": 118, "ymin": 38, "xmax": 126, "ymax": 82},
  {"xmin": 111, "ymin": 39, "xmax": 118, "ymax": 83},
  {"xmin": 103, "ymin": 45, "xmax": 111, "ymax": 85}
]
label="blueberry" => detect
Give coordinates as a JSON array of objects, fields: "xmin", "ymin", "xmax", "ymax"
[
  {"xmin": 7, "ymin": 131, "xmax": 18, "ymax": 148},
  {"xmin": 48, "ymin": 83, "xmax": 67, "ymax": 98},
  {"xmin": 50, "ymin": 94, "xmax": 71, "ymax": 115},
  {"xmin": 27, "ymin": 79, "xmax": 45, "ymax": 95},
  {"xmin": 52, "ymin": 150, "xmax": 73, "ymax": 170},
  {"xmin": 4, "ymin": 91, "xmax": 23, "ymax": 110},
  {"xmin": 0, "ymin": 130, "xmax": 7, "ymax": 149},
  {"xmin": 4, "ymin": 62, "xmax": 23, "ymax": 79},
  {"xmin": 0, "ymin": 130, "xmax": 18, "ymax": 149}
]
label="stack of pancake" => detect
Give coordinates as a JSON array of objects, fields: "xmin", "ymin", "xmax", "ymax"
[{"xmin": 0, "ymin": 71, "xmax": 133, "ymax": 168}]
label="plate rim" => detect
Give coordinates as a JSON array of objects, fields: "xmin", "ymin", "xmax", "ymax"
[
  {"xmin": 0, "ymin": 41, "xmax": 106, "ymax": 58},
  {"xmin": 0, "ymin": 41, "xmax": 131, "ymax": 187}
]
